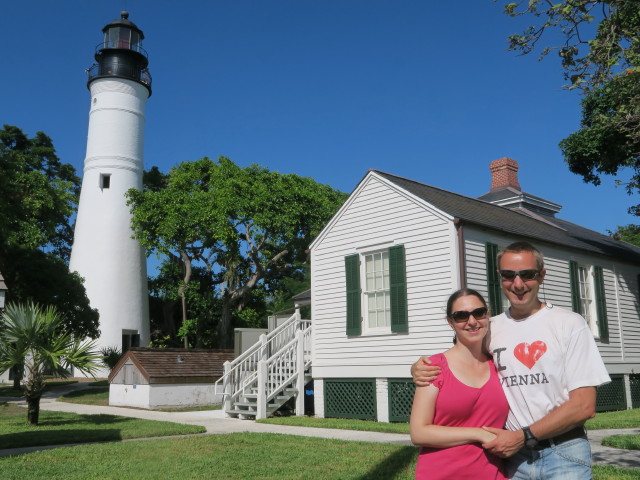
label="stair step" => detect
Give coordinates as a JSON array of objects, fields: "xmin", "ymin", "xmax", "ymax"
[{"xmin": 226, "ymin": 409, "xmax": 256, "ymax": 416}]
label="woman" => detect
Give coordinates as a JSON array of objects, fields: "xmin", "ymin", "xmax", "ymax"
[{"xmin": 410, "ymin": 288, "xmax": 509, "ymax": 479}]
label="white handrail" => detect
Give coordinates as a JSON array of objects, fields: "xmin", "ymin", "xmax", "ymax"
[
  {"xmin": 264, "ymin": 325, "xmax": 312, "ymax": 402},
  {"xmin": 214, "ymin": 312, "xmax": 309, "ymax": 400}
]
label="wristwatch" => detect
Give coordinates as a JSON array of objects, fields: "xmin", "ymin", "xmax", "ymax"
[{"xmin": 522, "ymin": 426, "xmax": 538, "ymax": 449}]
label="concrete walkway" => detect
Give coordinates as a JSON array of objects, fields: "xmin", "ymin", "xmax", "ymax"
[{"xmin": 2, "ymin": 382, "xmax": 639, "ymax": 470}]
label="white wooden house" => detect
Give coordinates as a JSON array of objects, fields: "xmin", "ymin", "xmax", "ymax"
[{"xmin": 309, "ymin": 157, "xmax": 640, "ymax": 422}]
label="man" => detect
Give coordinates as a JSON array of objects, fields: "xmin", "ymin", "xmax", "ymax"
[{"xmin": 412, "ymin": 241, "xmax": 610, "ymax": 479}]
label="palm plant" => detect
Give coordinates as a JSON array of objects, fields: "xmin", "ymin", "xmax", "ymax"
[
  {"xmin": 0, "ymin": 302, "xmax": 101, "ymax": 425},
  {"xmin": 100, "ymin": 345, "xmax": 123, "ymax": 371}
]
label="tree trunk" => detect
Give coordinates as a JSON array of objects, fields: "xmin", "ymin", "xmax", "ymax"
[
  {"xmin": 217, "ymin": 294, "xmax": 233, "ymax": 348},
  {"xmin": 178, "ymin": 250, "xmax": 192, "ymax": 349},
  {"xmin": 26, "ymin": 395, "xmax": 41, "ymax": 425},
  {"xmin": 10, "ymin": 364, "xmax": 23, "ymax": 390},
  {"xmin": 161, "ymin": 299, "xmax": 178, "ymax": 337}
]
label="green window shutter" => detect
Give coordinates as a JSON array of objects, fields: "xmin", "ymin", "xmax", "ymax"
[
  {"xmin": 569, "ymin": 260, "xmax": 582, "ymax": 314},
  {"xmin": 389, "ymin": 245, "xmax": 408, "ymax": 333},
  {"xmin": 345, "ymin": 254, "xmax": 361, "ymax": 336},
  {"xmin": 594, "ymin": 266, "xmax": 609, "ymax": 341},
  {"xmin": 485, "ymin": 243, "xmax": 502, "ymax": 315}
]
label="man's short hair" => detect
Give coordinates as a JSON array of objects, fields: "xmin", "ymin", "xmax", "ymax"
[{"xmin": 496, "ymin": 241, "xmax": 544, "ymax": 270}]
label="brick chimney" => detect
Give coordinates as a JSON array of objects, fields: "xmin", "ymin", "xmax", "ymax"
[{"xmin": 490, "ymin": 157, "xmax": 520, "ymax": 192}]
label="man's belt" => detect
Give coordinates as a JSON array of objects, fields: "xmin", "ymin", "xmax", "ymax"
[{"xmin": 534, "ymin": 426, "xmax": 586, "ymax": 450}]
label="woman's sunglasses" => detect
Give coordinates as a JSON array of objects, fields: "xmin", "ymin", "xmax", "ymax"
[
  {"xmin": 450, "ymin": 307, "xmax": 488, "ymax": 323},
  {"xmin": 499, "ymin": 269, "xmax": 540, "ymax": 281}
]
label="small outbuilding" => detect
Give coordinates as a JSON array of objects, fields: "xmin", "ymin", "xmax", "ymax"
[{"xmin": 108, "ymin": 348, "xmax": 234, "ymax": 409}]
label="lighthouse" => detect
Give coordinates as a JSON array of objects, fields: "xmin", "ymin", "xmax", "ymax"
[{"xmin": 70, "ymin": 11, "xmax": 151, "ymax": 373}]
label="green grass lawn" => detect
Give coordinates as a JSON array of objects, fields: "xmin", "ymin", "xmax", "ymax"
[
  {"xmin": 56, "ymin": 387, "xmax": 109, "ymax": 405},
  {"xmin": 257, "ymin": 408, "xmax": 640, "ymax": 436},
  {"xmin": 0, "ymin": 402, "xmax": 205, "ymax": 449},
  {"xmin": 258, "ymin": 415, "xmax": 411, "ymax": 434},
  {"xmin": 0, "ymin": 380, "xmax": 80, "ymax": 398},
  {"xmin": 1, "ymin": 392, "xmax": 639, "ymax": 478},
  {"xmin": 0, "ymin": 432, "xmax": 637, "ymax": 480},
  {"xmin": 602, "ymin": 435, "xmax": 640, "ymax": 450},
  {"xmin": 586, "ymin": 408, "xmax": 640, "ymax": 429}
]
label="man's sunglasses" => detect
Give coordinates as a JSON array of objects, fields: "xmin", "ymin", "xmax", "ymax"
[
  {"xmin": 499, "ymin": 269, "xmax": 540, "ymax": 281},
  {"xmin": 450, "ymin": 307, "xmax": 488, "ymax": 323}
]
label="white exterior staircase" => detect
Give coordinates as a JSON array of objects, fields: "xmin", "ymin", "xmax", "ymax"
[{"xmin": 214, "ymin": 312, "xmax": 311, "ymax": 419}]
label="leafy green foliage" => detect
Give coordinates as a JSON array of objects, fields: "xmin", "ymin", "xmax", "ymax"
[
  {"xmin": 148, "ymin": 257, "xmax": 222, "ymax": 348},
  {"xmin": 559, "ymin": 72, "xmax": 640, "ymax": 205},
  {"xmin": 608, "ymin": 224, "xmax": 640, "ymax": 246},
  {"xmin": 0, "ymin": 125, "xmax": 98, "ymax": 339},
  {"xmin": 128, "ymin": 157, "xmax": 346, "ymax": 347},
  {"xmin": 0, "ymin": 303, "xmax": 101, "ymax": 424},
  {"xmin": 500, "ymin": 2, "xmax": 640, "ymax": 219},
  {"xmin": 0, "ymin": 125, "xmax": 79, "ymax": 257},
  {"xmin": 1, "ymin": 247, "xmax": 99, "ymax": 339},
  {"xmin": 100, "ymin": 346, "xmax": 123, "ymax": 370},
  {"xmin": 500, "ymin": 1, "xmax": 640, "ymax": 91}
]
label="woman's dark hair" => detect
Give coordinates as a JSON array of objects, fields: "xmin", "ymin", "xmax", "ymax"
[{"xmin": 445, "ymin": 288, "xmax": 488, "ymax": 319}]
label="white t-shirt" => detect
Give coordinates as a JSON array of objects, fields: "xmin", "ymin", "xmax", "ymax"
[{"xmin": 489, "ymin": 303, "xmax": 611, "ymax": 431}]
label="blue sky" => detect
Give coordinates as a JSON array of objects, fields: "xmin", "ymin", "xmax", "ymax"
[{"xmin": 2, "ymin": 1, "xmax": 637, "ymax": 243}]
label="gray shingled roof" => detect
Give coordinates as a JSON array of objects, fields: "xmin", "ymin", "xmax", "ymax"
[
  {"xmin": 374, "ymin": 170, "xmax": 640, "ymax": 264},
  {"xmin": 108, "ymin": 348, "xmax": 235, "ymax": 384}
]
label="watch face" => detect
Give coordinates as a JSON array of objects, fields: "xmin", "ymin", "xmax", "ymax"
[{"xmin": 526, "ymin": 438, "xmax": 537, "ymax": 448}]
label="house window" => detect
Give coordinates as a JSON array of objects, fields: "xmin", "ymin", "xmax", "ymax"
[
  {"xmin": 100, "ymin": 174, "xmax": 111, "ymax": 189},
  {"xmin": 345, "ymin": 245, "xmax": 407, "ymax": 336},
  {"xmin": 364, "ymin": 251, "xmax": 390, "ymax": 330},
  {"xmin": 577, "ymin": 265, "xmax": 598, "ymax": 335},
  {"xmin": 569, "ymin": 261, "xmax": 609, "ymax": 341}
]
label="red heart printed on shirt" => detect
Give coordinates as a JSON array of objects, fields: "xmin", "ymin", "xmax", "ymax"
[{"xmin": 513, "ymin": 341, "xmax": 547, "ymax": 369}]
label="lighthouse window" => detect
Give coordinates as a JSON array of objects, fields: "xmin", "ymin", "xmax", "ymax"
[
  {"xmin": 130, "ymin": 31, "xmax": 140, "ymax": 48},
  {"xmin": 100, "ymin": 174, "xmax": 111, "ymax": 189}
]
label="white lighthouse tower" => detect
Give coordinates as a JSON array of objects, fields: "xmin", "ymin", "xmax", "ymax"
[{"xmin": 70, "ymin": 11, "xmax": 151, "ymax": 373}]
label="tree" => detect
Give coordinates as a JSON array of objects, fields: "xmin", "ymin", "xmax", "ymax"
[
  {"xmin": 127, "ymin": 157, "xmax": 347, "ymax": 347},
  {"xmin": 500, "ymin": 1, "xmax": 640, "ymax": 215},
  {"xmin": 559, "ymin": 71, "xmax": 640, "ymax": 214},
  {"xmin": 609, "ymin": 224, "xmax": 640, "ymax": 246},
  {"xmin": 0, "ymin": 126, "xmax": 98, "ymax": 339},
  {"xmin": 1, "ymin": 248, "xmax": 99, "ymax": 339},
  {"xmin": 501, "ymin": 1, "xmax": 640, "ymax": 91},
  {"xmin": 0, "ymin": 303, "xmax": 101, "ymax": 425},
  {"xmin": 148, "ymin": 256, "xmax": 222, "ymax": 348},
  {"xmin": 0, "ymin": 125, "xmax": 79, "ymax": 259}
]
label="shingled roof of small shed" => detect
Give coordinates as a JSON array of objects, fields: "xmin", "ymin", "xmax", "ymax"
[{"xmin": 108, "ymin": 348, "xmax": 235, "ymax": 383}]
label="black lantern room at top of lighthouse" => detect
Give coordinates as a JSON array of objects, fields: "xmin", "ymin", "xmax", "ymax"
[{"xmin": 86, "ymin": 11, "xmax": 152, "ymax": 95}]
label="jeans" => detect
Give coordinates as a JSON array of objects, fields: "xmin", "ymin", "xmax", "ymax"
[{"xmin": 505, "ymin": 437, "xmax": 592, "ymax": 479}]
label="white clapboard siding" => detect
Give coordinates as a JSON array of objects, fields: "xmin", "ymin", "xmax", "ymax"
[
  {"xmin": 311, "ymin": 170, "xmax": 640, "ymax": 381},
  {"xmin": 614, "ymin": 264, "xmax": 640, "ymax": 360},
  {"xmin": 311, "ymin": 173, "xmax": 458, "ymax": 378},
  {"xmin": 463, "ymin": 229, "xmax": 640, "ymax": 369}
]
